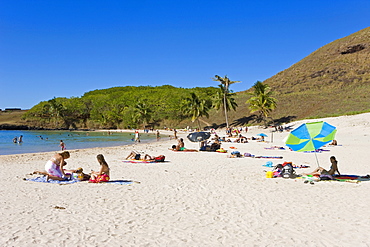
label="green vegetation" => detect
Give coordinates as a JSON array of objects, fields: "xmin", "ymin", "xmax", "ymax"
[
  {"xmin": 212, "ymin": 75, "xmax": 239, "ymax": 128},
  {"xmin": 23, "ymin": 85, "xmax": 219, "ymax": 129},
  {"xmin": 246, "ymin": 81, "xmax": 277, "ymax": 126},
  {"xmin": 181, "ymin": 92, "xmax": 212, "ymax": 129}
]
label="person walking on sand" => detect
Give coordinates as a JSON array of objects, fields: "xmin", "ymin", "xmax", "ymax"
[
  {"xmin": 156, "ymin": 130, "xmax": 160, "ymax": 140},
  {"xmin": 173, "ymin": 129, "xmax": 178, "ymax": 139},
  {"xmin": 60, "ymin": 140, "xmax": 66, "ymax": 150}
]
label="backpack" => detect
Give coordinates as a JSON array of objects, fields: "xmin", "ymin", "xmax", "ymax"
[
  {"xmin": 281, "ymin": 162, "xmax": 295, "ymax": 178},
  {"xmin": 155, "ymin": 155, "xmax": 165, "ymax": 162}
]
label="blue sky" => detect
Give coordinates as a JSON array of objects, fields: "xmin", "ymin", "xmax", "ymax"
[{"xmin": 1, "ymin": 0, "xmax": 369, "ymax": 109}]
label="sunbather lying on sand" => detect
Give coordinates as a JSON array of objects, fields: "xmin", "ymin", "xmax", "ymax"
[
  {"xmin": 126, "ymin": 151, "xmax": 153, "ymax": 160},
  {"xmin": 126, "ymin": 151, "xmax": 166, "ymax": 161},
  {"xmin": 303, "ymin": 156, "xmax": 340, "ymax": 176}
]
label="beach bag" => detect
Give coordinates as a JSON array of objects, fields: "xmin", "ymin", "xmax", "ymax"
[
  {"xmin": 155, "ymin": 155, "xmax": 165, "ymax": 162},
  {"xmin": 231, "ymin": 151, "xmax": 241, "ymax": 157},
  {"xmin": 281, "ymin": 162, "xmax": 295, "ymax": 178}
]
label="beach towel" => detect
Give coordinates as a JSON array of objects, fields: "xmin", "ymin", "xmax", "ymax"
[
  {"xmin": 303, "ymin": 149, "xmax": 330, "ymax": 153},
  {"xmin": 124, "ymin": 160, "xmax": 157, "ymax": 163},
  {"xmin": 333, "ymin": 175, "xmax": 370, "ymax": 181},
  {"xmin": 254, "ymin": 156, "xmax": 283, "ymax": 159},
  {"xmin": 264, "ymin": 146, "xmax": 285, "ymax": 150},
  {"xmin": 123, "ymin": 159, "xmax": 169, "ymax": 164},
  {"xmin": 26, "ymin": 176, "xmax": 135, "ymax": 185},
  {"xmin": 105, "ymin": 180, "xmax": 134, "ymax": 185},
  {"xmin": 26, "ymin": 176, "xmax": 80, "ymax": 184}
]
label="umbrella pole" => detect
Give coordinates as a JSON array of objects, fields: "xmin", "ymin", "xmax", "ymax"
[{"xmin": 314, "ymin": 152, "xmax": 320, "ymax": 167}]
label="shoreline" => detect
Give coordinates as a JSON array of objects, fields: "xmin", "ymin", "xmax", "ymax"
[
  {"xmin": 0, "ymin": 129, "xmax": 176, "ymax": 156},
  {"xmin": 1, "ymin": 113, "xmax": 370, "ymax": 246}
]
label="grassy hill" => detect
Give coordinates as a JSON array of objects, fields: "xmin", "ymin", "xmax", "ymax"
[
  {"xmin": 262, "ymin": 27, "xmax": 370, "ymax": 120},
  {"xmin": 202, "ymin": 27, "xmax": 370, "ymax": 127},
  {"xmin": 0, "ymin": 110, "xmax": 30, "ymax": 129}
]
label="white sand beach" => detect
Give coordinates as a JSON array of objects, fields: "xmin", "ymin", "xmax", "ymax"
[{"xmin": 1, "ymin": 113, "xmax": 370, "ymax": 246}]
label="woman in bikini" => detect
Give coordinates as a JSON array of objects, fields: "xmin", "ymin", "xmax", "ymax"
[
  {"xmin": 89, "ymin": 154, "xmax": 110, "ymax": 183},
  {"xmin": 304, "ymin": 156, "xmax": 340, "ymax": 176},
  {"xmin": 34, "ymin": 151, "xmax": 71, "ymax": 181}
]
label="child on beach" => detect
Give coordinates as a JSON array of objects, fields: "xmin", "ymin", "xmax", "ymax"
[
  {"xmin": 60, "ymin": 140, "xmax": 66, "ymax": 150},
  {"xmin": 89, "ymin": 154, "xmax": 110, "ymax": 183}
]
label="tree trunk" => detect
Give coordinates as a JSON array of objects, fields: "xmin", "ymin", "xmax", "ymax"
[
  {"xmin": 197, "ymin": 118, "xmax": 201, "ymax": 131},
  {"xmin": 223, "ymin": 94, "xmax": 229, "ymax": 128}
]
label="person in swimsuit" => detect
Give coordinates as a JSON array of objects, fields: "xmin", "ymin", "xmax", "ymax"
[
  {"xmin": 125, "ymin": 151, "xmax": 157, "ymax": 160},
  {"xmin": 89, "ymin": 154, "xmax": 110, "ymax": 183},
  {"xmin": 34, "ymin": 151, "xmax": 71, "ymax": 181},
  {"xmin": 170, "ymin": 138, "xmax": 185, "ymax": 151},
  {"xmin": 303, "ymin": 156, "xmax": 340, "ymax": 176},
  {"xmin": 59, "ymin": 140, "xmax": 66, "ymax": 150}
]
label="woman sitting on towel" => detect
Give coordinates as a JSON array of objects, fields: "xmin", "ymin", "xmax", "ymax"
[
  {"xmin": 89, "ymin": 154, "xmax": 110, "ymax": 183},
  {"xmin": 175, "ymin": 138, "xmax": 185, "ymax": 151},
  {"xmin": 34, "ymin": 151, "xmax": 72, "ymax": 181},
  {"xmin": 304, "ymin": 156, "xmax": 340, "ymax": 176}
]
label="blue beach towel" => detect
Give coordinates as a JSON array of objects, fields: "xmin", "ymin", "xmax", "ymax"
[
  {"xmin": 26, "ymin": 176, "xmax": 135, "ymax": 185},
  {"xmin": 105, "ymin": 180, "xmax": 134, "ymax": 185},
  {"xmin": 26, "ymin": 176, "xmax": 80, "ymax": 184}
]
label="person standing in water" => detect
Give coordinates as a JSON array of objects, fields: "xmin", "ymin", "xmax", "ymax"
[{"xmin": 60, "ymin": 140, "xmax": 66, "ymax": 150}]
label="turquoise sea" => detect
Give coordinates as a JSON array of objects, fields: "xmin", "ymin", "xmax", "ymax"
[{"xmin": 0, "ymin": 130, "xmax": 157, "ymax": 155}]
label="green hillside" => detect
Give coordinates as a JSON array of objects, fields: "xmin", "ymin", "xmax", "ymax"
[
  {"xmin": 262, "ymin": 27, "xmax": 370, "ymax": 120},
  {"xmin": 181, "ymin": 27, "xmax": 370, "ymax": 127}
]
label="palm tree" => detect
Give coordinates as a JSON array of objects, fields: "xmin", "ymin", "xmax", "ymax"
[
  {"xmin": 181, "ymin": 92, "xmax": 211, "ymax": 130},
  {"xmin": 212, "ymin": 75, "xmax": 240, "ymax": 128},
  {"xmin": 48, "ymin": 97, "xmax": 63, "ymax": 128},
  {"xmin": 134, "ymin": 101, "xmax": 152, "ymax": 128},
  {"xmin": 246, "ymin": 81, "xmax": 277, "ymax": 126}
]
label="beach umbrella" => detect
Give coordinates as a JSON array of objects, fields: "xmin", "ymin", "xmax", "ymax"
[
  {"xmin": 285, "ymin": 121, "xmax": 337, "ymax": 166},
  {"xmin": 187, "ymin": 132, "xmax": 211, "ymax": 142},
  {"xmin": 257, "ymin": 133, "xmax": 268, "ymax": 137}
]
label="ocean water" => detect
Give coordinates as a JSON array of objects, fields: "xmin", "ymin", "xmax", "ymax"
[{"xmin": 0, "ymin": 130, "xmax": 157, "ymax": 155}]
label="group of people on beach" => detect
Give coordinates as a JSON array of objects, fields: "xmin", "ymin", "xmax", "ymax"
[
  {"xmin": 33, "ymin": 151, "xmax": 110, "ymax": 183},
  {"xmin": 31, "ymin": 126, "xmax": 342, "ymax": 183}
]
